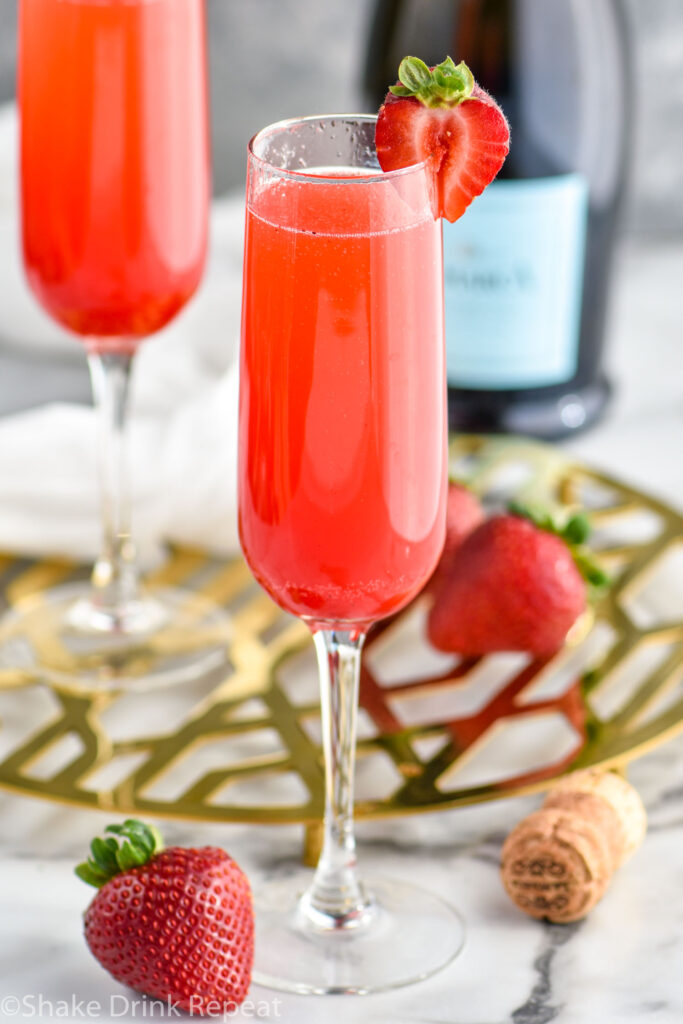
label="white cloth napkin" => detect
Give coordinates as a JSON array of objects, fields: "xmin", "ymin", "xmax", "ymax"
[{"xmin": 0, "ymin": 104, "xmax": 245, "ymax": 566}]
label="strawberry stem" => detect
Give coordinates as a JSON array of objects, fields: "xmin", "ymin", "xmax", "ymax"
[
  {"xmin": 389, "ymin": 55, "xmax": 475, "ymax": 109},
  {"xmin": 75, "ymin": 819, "xmax": 164, "ymax": 889}
]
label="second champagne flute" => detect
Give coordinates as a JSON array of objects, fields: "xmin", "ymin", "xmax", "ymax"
[{"xmin": 0, "ymin": 0, "xmax": 231, "ymax": 689}]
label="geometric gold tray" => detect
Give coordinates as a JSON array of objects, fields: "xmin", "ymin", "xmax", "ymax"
[{"xmin": 0, "ymin": 435, "xmax": 680, "ymax": 860}]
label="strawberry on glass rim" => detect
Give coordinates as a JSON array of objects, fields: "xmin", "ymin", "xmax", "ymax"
[{"xmin": 375, "ymin": 55, "xmax": 510, "ymax": 222}]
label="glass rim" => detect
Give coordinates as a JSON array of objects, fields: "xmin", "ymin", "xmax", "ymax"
[{"xmin": 247, "ymin": 113, "xmax": 430, "ymax": 184}]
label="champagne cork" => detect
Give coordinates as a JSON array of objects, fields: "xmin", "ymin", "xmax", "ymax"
[
  {"xmin": 501, "ymin": 769, "xmax": 647, "ymax": 923},
  {"xmin": 545, "ymin": 768, "xmax": 647, "ymax": 864}
]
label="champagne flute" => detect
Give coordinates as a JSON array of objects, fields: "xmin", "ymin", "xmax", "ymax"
[
  {"xmin": 1, "ymin": 0, "xmax": 230, "ymax": 689},
  {"xmin": 238, "ymin": 114, "xmax": 465, "ymax": 994}
]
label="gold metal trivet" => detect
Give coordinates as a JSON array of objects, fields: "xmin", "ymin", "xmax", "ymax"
[{"xmin": 0, "ymin": 436, "xmax": 680, "ymax": 861}]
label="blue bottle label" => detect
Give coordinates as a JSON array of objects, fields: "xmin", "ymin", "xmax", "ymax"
[{"xmin": 443, "ymin": 174, "xmax": 589, "ymax": 390}]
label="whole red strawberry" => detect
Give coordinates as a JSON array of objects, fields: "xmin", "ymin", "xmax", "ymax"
[
  {"xmin": 427, "ymin": 511, "xmax": 600, "ymax": 656},
  {"xmin": 375, "ymin": 56, "xmax": 509, "ymax": 222},
  {"xmin": 77, "ymin": 820, "xmax": 253, "ymax": 1014},
  {"xmin": 427, "ymin": 482, "xmax": 485, "ymax": 597}
]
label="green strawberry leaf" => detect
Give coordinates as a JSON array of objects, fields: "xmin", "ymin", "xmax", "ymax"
[
  {"xmin": 75, "ymin": 862, "xmax": 109, "ymax": 889},
  {"xmin": 112, "ymin": 819, "xmax": 164, "ymax": 857},
  {"xmin": 562, "ymin": 512, "xmax": 591, "ymax": 546},
  {"xmin": 435, "ymin": 56, "xmax": 457, "ymax": 74},
  {"xmin": 389, "ymin": 55, "xmax": 475, "ymax": 109},
  {"xmin": 397, "ymin": 56, "xmax": 432, "ymax": 93},
  {"xmin": 448, "ymin": 59, "xmax": 474, "ymax": 93},
  {"xmin": 572, "ymin": 550, "xmax": 611, "ymax": 590},
  {"xmin": 76, "ymin": 819, "xmax": 165, "ymax": 889},
  {"xmin": 90, "ymin": 837, "xmax": 120, "ymax": 876},
  {"xmin": 114, "ymin": 840, "xmax": 148, "ymax": 872},
  {"xmin": 105, "ymin": 819, "xmax": 164, "ymax": 857}
]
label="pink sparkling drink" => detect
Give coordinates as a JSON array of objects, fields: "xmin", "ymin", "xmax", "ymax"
[
  {"xmin": 239, "ymin": 131, "xmax": 448, "ymax": 628},
  {"xmin": 19, "ymin": 0, "xmax": 210, "ymax": 348}
]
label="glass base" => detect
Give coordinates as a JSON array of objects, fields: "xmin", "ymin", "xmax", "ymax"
[
  {"xmin": 0, "ymin": 581, "xmax": 230, "ymax": 692},
  {"xmin": 252, "ymin": 874, "xmax": 465, "ymax": 995}
]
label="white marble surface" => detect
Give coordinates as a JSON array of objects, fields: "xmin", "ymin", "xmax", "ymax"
[{"xmin": 0, "ymin": 239, "xmax": 681, "ymax": 1023}]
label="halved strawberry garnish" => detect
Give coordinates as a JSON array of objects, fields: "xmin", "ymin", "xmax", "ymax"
[{"xmin": 375, "ymin": 56, "xmax": 510, "ymax": 222}]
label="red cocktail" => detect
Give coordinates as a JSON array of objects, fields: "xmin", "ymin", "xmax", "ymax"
[
  {"xmin": 3, "ymin": 0, "xmax": 228, "ymax": 689},
  {"xmin": 240, "ymin": 167, "xmax": 447, "ymax": 626},
  {"xmin": 20, "ymin": 0, "xmax": 209, "ymax": 346}
]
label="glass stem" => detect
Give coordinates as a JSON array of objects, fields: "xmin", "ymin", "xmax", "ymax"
[
  {"xmin": 300, "ymin": 629, "xmax": 372, "ymax": 930},
  {"xmin": 87, "ymin": 351, "xmax": 139, "ymax": 619}
]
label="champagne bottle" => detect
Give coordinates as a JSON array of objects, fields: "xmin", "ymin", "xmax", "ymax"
[{"xmin": 365, "ymin": 0, "xmax": 630, "ymax": 438}]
